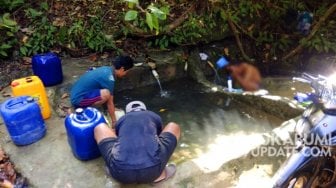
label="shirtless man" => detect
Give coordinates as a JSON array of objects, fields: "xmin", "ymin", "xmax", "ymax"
[{"xmin": 227, "ymin": 62, "xmax": 261, "ymax": 91}]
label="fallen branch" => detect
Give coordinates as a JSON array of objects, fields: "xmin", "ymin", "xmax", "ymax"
[
  {"xmin": 167, "ymin": 4, "xmax": 196, "ymax": 32},
  {"xmin": 233, "ymin": 22, "xmax": 257, "ymax": 41},
  {"xmin": 282, "ymin": 3, "xmax": 336, "ymax": 61}
]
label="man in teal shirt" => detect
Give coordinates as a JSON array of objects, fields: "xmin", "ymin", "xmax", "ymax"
[{"xmin": 70, "ymin": 56, "xmax": 134, "ymax": 126}]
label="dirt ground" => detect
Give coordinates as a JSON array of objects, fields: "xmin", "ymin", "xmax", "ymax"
[{"xmin": 0, "ymin": 148, "xmax": 28, "ymax": 188}]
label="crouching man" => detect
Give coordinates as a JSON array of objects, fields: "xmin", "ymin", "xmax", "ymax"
[{"xmin": 94, "ymin": 101, "xmax": 181, "ymax": 184}]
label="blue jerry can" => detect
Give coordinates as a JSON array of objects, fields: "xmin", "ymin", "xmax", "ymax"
[
  {"xmin": 64, "ymin": 107, "xmax": 106, "ymax": 160},
  {"xmin": 32, "ymin": 52, "xmax": 63, "ymax": 86},
  {"xmin": 0, "ymin": 96, "xmax": 46, "ymax": 146}
]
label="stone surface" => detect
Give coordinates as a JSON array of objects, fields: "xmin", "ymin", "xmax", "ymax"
[{"xmin": 0, "ymin": 54, "xmax": 309, "ymax": 187}]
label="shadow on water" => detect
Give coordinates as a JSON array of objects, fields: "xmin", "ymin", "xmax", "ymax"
[{"xmin": 115, "ymin": 78, "xmax": 284, "ymax": 165}]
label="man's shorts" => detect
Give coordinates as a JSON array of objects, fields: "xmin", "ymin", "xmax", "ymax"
[
  {"xmin": 78, "ymin": 89, "xmax": 102, "ymax": 107},
  {"xmin": 98, "ymin": 132, "xmax": 177, "ymax": 184}
]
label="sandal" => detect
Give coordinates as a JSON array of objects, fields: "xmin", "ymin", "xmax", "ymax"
[{"xmin": 152, "ymin": 163, "xmax": 176, "ymax": 184}]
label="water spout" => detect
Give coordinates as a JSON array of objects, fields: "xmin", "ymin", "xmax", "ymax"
[{"xmin": 151, "ymin": 69, "xmax": 168, "ymax": 97}]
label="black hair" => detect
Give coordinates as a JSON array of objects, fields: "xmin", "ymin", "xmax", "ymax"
[{"xmin": 113, "ymin": 56, "xmax": 134, "ymax": 70}]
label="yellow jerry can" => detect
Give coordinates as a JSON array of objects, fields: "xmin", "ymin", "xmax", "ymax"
[{"xmin": 11, "ymin": 76, "xmax": 51, "ymax": 119}]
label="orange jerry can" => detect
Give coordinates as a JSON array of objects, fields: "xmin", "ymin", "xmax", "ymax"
[{"xmin": 11, "ymin": 76, "xmax": 51, "ymax": 119}]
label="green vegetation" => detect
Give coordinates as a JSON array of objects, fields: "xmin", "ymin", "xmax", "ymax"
[{"xmin": 1, "ymin": 0, "xmax": 336, "ymax": 64}]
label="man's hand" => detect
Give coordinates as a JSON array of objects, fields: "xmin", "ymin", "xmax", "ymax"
[{"xmin": 111, "ymin": 120, "xmax": 117, "ymax": 128}]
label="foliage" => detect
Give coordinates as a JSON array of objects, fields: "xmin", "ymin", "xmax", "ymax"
[
  {"xmin": 84, "ymin": 17, "xmax": 116, "ymax": 52},
  {"xmin": 19, "ymin": 2, "xmax": 57, "ymax": 56},
  {"xmin": 64, "ymin": 17, "xmax": 116, "ymax": 52},
  {"xmin": 0, "ymin": 0, "xmax": 25, "ymax": 11},
  {"xmin": 123, "ymin": 0, "xmax": 169, "ymax": 34},
  {"xmin": 211, "ymin": 0, "xmax": 336, "ymax": 61},
  {"xmin": 1, "ymin": 0, "xmax": 336, "ymax": 63},
  {"xmin": 67, "ymin": 20, "xmax": 85, "ymax": 49},
  {"xmin": 18, "ymin": 2, "xmax": 116, "ymax": 56},
  {"xmin": 150, "ymin": 13, "xmax": 219, "ymax": 49},
  {"xmin": 0, "ymin": 13, "xmax": 19, "ymax": 57}
]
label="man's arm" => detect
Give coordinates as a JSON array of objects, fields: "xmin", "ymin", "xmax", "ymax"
[
  {"xmin": 106, "ymin": 95, "xmax": 117, "ymax": 126},
  {"xmin": 149, "ymin": 111, "xmax": 163, "ymax": 134},
  {"xmin": 229, "ymin": 65, "xmax": 246, "ymax": 87},
  {"xmin": 94, "ymin": 123, "xmax": 117, "ymax": 144}
]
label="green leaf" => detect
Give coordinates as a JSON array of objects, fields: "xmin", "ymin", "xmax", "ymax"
[
  {"xmin": 40, "ymin": 2, "xmax": 49, "ymax": 11},
  {"xmin": 20, "ymin": 46, "xmax": 27, "ymax": 56},
  {"xmin": 148, "ymin": 5, "xmax": 166, "ymax": 20},
  {"xmin": 0, "ymin": 44, "xmax": 11, "ymax": 49},
  {"xmin": 88, "ymin": 42, "xmax": 94, "ymax": 49},
  {"xmin": 0, "ymin": 50, "xmax": 8, "ymax": 57},
  {"xmin": 2, "ymin": 13, "xmax": 17, "ymax": 27},
  {"xmin": 123, "ymin": 0, "xmax": 139, "ymax": 5},
  {"xmin": 125, "ymin": 10, "xmax": 138, "ymax": 21},
  {"xmin": 160, "ymin": 6, "xmax": 170, "ymax": 15},
  {"xmin": 26, "ymin": 8, "xmax": 43, "ymax": 18},
  {"xmin": 6, "ymin": 31, "xmax": 14, "ymax": 36},
  {"xmin": 146, "ymin": 12, "xmax": 154, "ymax": 31},
  {"xmin": 152, "ymin": 14, "xmax": 159, "ymax": 31},
  {"xmin": 164, "ymin": 39, "xmax": 168, "ymax": 47}
]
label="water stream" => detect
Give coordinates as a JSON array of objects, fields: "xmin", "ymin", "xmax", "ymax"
[
  {"xmin": 115, "ymin": 78, "xmax": 284, "ymax": 166},
  {"xmin": 151, "ymin": 69, "xmax": 169, "ymax": 97}
]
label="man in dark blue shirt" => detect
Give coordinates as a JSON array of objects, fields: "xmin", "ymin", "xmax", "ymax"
[
  {"xmin": 70, "ymin": 56, "xmax": 134, "ymax": 126},
  {"xmin": 94, "ymin": 101, "xmax": 181, "ymax": 184}
]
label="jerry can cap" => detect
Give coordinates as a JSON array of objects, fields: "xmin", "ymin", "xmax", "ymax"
[
  {"xmin": 75, "ymin": 108, "xmax": 84, "ymax": 114},
  {"xmin": 11, "ymin": 81, "xmax": 19, "ymax": 87},
  {"xmin": 26, "ymin": 97, "xmax": 34, "ymax": 102}
]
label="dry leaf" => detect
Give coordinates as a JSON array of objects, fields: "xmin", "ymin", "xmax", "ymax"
[
  {"xmin": 101, "ymin": 53, "xmax": 109, "ymax": 59},
  {"xmin": 22, "ymin": 57, "xmax": 31, "ymax": 65},
  {"xmin": 223, "ymin": 47, "xmax": 229, "ymax": 56},
  {"xmin": 54, "ymin": 2, "xmax": 63, "ymax": 10},
  {"xmin": 247, "ymin": 24, "xmax": 255, "ymax": 32},
  {"xmin": 0, "ymin": 149, "xmax": 6, "ymax": 161},
  {"xmin": 88, "ymin": 54, "xmax": 98, "ymax": 62},
  {"xmin": 61, "ymin": 93, "xmax": 69, "ymax": 99},
  {"xmin": 52, "ymin": 17, "xmax": 66, "ymax": 27},
  {"xmin": 1, "ymin": 92, "xmax": 11, "ymax": 98},
  {"xmin": 22, "ymin": 35, "xmax": 28, "ymax": 43}
]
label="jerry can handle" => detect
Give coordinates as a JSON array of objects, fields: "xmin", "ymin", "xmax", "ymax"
[
  {"xmin": 6, "ymin": 97, "xmax": 33, "ymax": 109},
  {"xmin": 26, "ymin": 77, "xmax": 33, "ymax": 83}
]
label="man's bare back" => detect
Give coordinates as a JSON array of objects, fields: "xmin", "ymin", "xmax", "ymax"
[{"xmin": 227, "ymin": 63, "xmax": 261, "ymax": 91}]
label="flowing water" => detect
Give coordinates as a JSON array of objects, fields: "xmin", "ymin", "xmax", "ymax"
[
  {"xmin": 151, "ymin": 69, "xmax": 169, "ymax": 97},
  {"xmin": 115, "ymin": 78, "xmax": 284, "ymax": 165}
]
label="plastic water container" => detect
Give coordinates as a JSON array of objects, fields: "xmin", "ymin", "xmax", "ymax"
[
  {"xmin": 0, "ymin": 96, "xmax": 46, "ymax": 146},
  {"xmin": 227, "ymin": 76, "xmax": 233, "ymax": 92},
  {"xmin": 64, "ymin": 107, "xmax": 106, "ymax": 160},
  {"xmin": 32, "ymin": 52, "xmax": 63, "ymax": 86},
  {"xmin": 216, "ymin": 56, "xmax": 229, "ymax": 69},
  {"xmin": 294, "ymin": 92, "xmax": 310, "ymax": 103},
  {"xmin": 11, "ymin": 76, "xmax": 51, "ymax": 119}
]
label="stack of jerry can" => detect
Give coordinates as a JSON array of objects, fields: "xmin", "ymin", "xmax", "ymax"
[{"xmin": 11, "ymin": 76, "xmax": 51, "ymax": 119}]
